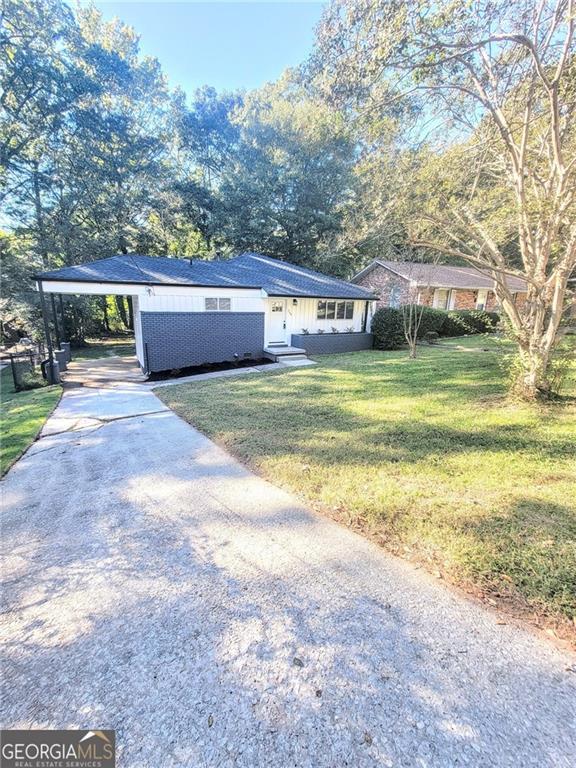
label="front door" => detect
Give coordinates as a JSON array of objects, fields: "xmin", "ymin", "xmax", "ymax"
[{"xmin": 268, "ymin": 300, "xmax": 287, "ymax": 344}]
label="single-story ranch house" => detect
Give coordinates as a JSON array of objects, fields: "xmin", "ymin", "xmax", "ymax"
[
  {"xmin": 37, "ymin": 252, "xmax": 375, "ymax": 373},
  {"xmin": 353, "ymin": 260, "xmax": 527, "ymax": 312}
]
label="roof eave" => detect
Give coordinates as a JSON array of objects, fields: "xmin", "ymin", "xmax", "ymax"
[
  {"xmin": 35, "ymin": 275, "xmax": 264, "ymax": 289},
  {"xmin": 268, "ymin": 291, "xmax": 376, "ymax": 300}
]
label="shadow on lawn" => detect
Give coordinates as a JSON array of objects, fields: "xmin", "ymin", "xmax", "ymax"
[
  {"xmin": 2, "ymin": 436, "xmax": 575, "ymax": 767},
  {"xmin": 451, "ymin": 498, "xmax": 576, "ymax": 619},
  {"xmin": 168, "ymin": 377, "xmax": 572, "ymax": 467}
]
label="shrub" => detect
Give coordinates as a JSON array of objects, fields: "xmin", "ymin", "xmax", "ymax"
[
  {"xmin": 371, "ymin": 308, "xmax": 405, "ymax": 349},
  {"xmin": 440, "ymin": 311, "xmax": 471, "ymax": 336},
  {"xmin": 412, "ymin": 306, "xmax": 446, "ymax": 337},
  {"xmin": 17, "ymin": 372, "xmax": 48, "ymax": 391},
  {"xmin": 425, "ymin": 331, "xmax": 439, "ymax": 345},
  {"xmin": 440, "ymin": 309, "xmax": 500, "ymax": 336}
]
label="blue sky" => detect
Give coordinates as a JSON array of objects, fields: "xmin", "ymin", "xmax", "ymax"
[{"xmin": 91, "ymin": 1, "xmax": 325, "ymax": 95}]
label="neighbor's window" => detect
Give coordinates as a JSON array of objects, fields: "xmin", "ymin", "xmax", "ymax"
[
  {"xmin": 205, "ymin": 297, "xmax": 231, "ymax": 311},
  {"xmin": 317, "ymin": 300, "xmax": 327, "ymax": 319},
  {"xmin": 326, "ymin": 301, "xmax": 336, "ymax": 320},
  {"xmin": 433, "ymin": 288, "xmax": 450, "ymax": 309},
  {"xmin": 389, "ymin": 286, "xmax": 401, "ymax": 308},
  {"xmin": 476, "ymin": 290, "xmax": 488, "ymax": 310}
]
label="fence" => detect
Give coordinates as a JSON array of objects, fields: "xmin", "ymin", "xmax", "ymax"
[{"xmin": 0, "ymin": 343, "xmax": 46, "ymax": 392}]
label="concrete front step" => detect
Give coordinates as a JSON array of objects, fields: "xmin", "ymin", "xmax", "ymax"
[{"xmin": 263, "ymin": 345, "xmax": 308, "ymax": 362}]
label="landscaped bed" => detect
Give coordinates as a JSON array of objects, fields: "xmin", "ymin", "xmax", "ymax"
[
  {"xmin": 0, "ymin": 366, "xmax": 61, "ymax": 475},
  {"xmin": 156, "ymin": 337, "xmax": 576, "ymax": 639}
]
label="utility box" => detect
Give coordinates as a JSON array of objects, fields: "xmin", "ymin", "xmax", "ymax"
[
  {"xmin": 61, "ymin": 341, "xmax": 71, "ymax": 362},
  {"xmin": 54, "ymin": 349, "xmax": 67, "ymax": 371},
  {"xmin": 41, "ymin": 358, "xmax": 60, "ymax": 384}
]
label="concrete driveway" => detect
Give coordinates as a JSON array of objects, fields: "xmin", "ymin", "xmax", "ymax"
[{"xmin": 1, "ymin": 360, "xmax": 575, "ymax": 767}]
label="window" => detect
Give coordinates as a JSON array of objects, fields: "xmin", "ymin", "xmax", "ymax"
[
  {"xmin": 433, "ymin": 288, "xmax": 450, "ymax": 309},
  {"xmin": 205, "ymin": 297, "xmax": 231, "ymax": 311},
  {"xmin": 389, "ymin": 286, "xmax": 401, "ymax": 308},
  {"xmin": 476, "ymin": 289, "xmax": 488, "ymax": 310},
  {"xmin": 318, "ymin": 300, "xmax": 355, "ymax": 321}
]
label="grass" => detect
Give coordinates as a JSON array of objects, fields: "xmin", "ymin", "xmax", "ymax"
[
  {"xmin": 156, "ymin": 337, "xmax": 576, "ymax": 634},
  {"xmin": 1, "ymin": 366, "xmax": 61, "ymax": 475},
  {"xmin": 72, "ymin": 336, "xmax": 135, "ymax": 360}
]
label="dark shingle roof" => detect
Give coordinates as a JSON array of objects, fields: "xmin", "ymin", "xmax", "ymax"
[
  {"xmin": 355, "ymin": 260, "xmax": 527, "ymax": 292},
  {"xmin": 37, "ymin": 253, "xmax": 375, "ymax": 300}
]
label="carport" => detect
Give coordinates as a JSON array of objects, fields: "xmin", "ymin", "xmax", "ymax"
[{"xmin": 35, "ymin": 275, "xmax": 141, "ymax": 382}]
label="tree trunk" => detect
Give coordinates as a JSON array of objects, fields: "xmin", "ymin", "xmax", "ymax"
[
  {"xmin": 115, "ymin": 295, "xmax": 128, "ymax": 327},
  {"xmin": 126, "ymin": 296, "xmax": 134, "ymax": 331},
  {"xmin": 516, "ymin": 344, "xmax": 552, "ymax": 400},
  {"xmin": 102, "ymin": 297, "xmax": 110, "ymax": 333},
  {"xmin": 32, "ymin": 161, "xmax": 49, "ymax": 269},
  {"xmin": 71, "ymin": 304, "xmax": 86, "ymax": 346}
]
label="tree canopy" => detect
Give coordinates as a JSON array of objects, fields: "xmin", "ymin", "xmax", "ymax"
[{"xmin": 1, "ymin": 0, "xmax": 574, "ymax": 397}]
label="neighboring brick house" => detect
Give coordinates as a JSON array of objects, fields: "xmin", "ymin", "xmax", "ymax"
[{"xmin": 352, "ymin": 260, "xmax": 527, "ymax": 313}]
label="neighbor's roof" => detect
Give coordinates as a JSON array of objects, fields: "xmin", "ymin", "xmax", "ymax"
[
  {"xmin": 353, "ymin": 260, "xmax": 527, "ymax": 292},
  {"xmin": 37, "ymin": 252, "xmax": 375, "ymax": 300}
]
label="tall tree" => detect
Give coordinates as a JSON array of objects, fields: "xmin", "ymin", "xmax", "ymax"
[
  {"xmin": 1, "ymin": 0, "xmax": 175, "ymax": 340},
  {"xmin": 215, "ymin": 75, "xmax": 356, "ymax": 271},
  {"xmin": 314, "ymin": 0, "xmax": 576, "ymax": 399}
]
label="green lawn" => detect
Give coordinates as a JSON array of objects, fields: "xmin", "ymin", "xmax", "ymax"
[
  {"xmin": 1, "ymin": 366, "xmax": 61, "ymax": 475},
  {"xmin": 157, "ymin": 339, "xmax": 576, "ymax": 631},
  {"xmin": 72, "ymin": 336, "xmax": 135, "ymax": 360}
]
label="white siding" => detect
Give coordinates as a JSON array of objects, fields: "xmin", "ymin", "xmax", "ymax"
[
  {"xmin": 138, "ymin": 290, "xmax": 264, "ymax": 313},
  {"xmin": 132, "ymin": 295, "xmax": 144, "ymax": 368},
  {"xmin": 39, "ymin": 280, "xmax": 265, "ymax": 313},
  {"xmin": 266, "ymin": 297, "xmax": 368, "ymax": 343}
]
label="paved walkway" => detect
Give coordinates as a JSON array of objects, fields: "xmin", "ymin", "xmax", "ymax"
[{"xmin": 1, "ymin": 361, "xmax": 575, "ymax": 767}]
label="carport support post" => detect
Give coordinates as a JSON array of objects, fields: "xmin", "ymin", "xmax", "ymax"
[
  {"xmin": 59, "ymin": 293, "xmax": 67, "ymax": 342},
  {"xmin": 37, "ymin": 280, "xmax": 55, "ymax": 381},
  {"xmin": 51, "ymin": 293, "xmax": 61, "ymax": 348}
]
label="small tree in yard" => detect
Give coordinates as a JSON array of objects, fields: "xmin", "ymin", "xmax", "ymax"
[
  {"xmin": 399, "ymin": 260, "xmax": 438, "ymax": 358},
  {"xmin": 314, "ymin": 0, "xmax": 576, "ymax": 399},
  {"xmin": 402, "ymin": 302, "xmax": 425, "ymax": 358}
]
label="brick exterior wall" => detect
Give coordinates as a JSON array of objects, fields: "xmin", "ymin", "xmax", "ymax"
[
  {"xmin": 354, "ymin": 266, "xmax": 414, "ymax": 309},
  {"xmin": 418, "ymin": 289, "xmax": 434, "ymax": 307},
  {"xmin": 513, "ymin": 293, "xmax": 527, "ymax": 310},
  {"xmin": 356, "ymin": 264, "xmax": 529, "ymax": 313},
  {"xmin": 452, "ymin": 290, "xmax": 477, "ymax": 309},
  {"xmin": 291, "ymin": 332, "xmax": 373, "ymax": 355},
  {"xmin": 140, "ymin": 311, "xmax": 265, "ymax": 372}
]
